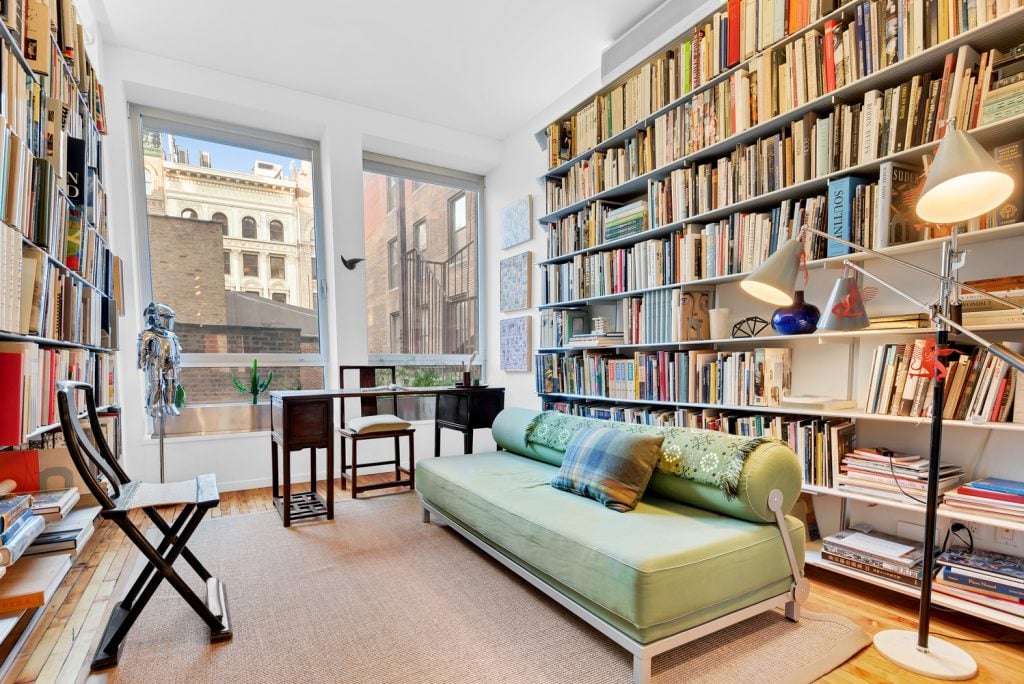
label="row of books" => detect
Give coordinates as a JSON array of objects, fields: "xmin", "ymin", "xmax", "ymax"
[
  {"xmin": 620, "ymin": 290, "xmax": 711, "ymax": 344},
  {"xmin": 539, "ymin": 308, "xmax": 588, "ymax": 348},
  {"xmin": 548, "ymin": 0, "xmax": 1024, "ymax": 168},
  {"xmin": 935, "ymin": 546, "xmax": 1024, "ymax": 618},
  {"xmin": 538, "ymin": 398, "xmax": 855, "ymax": 487},
  {"xmin": 0, "ymin": 342, "xmax": 115, "ymax": 446},
  {"xmin": 943, "ymin": 477, "xmax": 1024, "ymax": 523},
  {"xmin": 534, "ymin": 346, "xmax": 792, "ymax": 407},
  {"xmin": 822, "ymin": 527, "xmax": 925, "ymax": 587},
  {"xmin": 862, "ymin": 339, "xmax": 1021, "ymax": 423},
  {"xmin": 838, "ymin": 446, "xmax": 965, "ymax": 501}
]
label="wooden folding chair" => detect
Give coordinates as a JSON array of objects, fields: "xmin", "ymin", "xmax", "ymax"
[{"xmin": 56, "ymin": 381, "xmax": 232, "ymax": 670}]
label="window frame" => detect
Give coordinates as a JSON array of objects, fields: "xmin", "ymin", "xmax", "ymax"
[
  {"xmin": 387, "ymin": 238, "xmax": 398, "ymax": 290},
  {"xmin": 413, "ymin": 218, "xmax": 427, "ymax": 253},
  {"xmin": 269, "ymin": 219, "xmax": 285, "ymax": 242},
  {"xmin": 269, "ymin": 254, "xmax": 286, "ymax": 280},
  {"xmin": 181, "ymin": 207, "xmax": 198, "ymax": 219},
  {"xmin": 241, "ymin": 215, "xmax": 258, "ymax": 239},
  {"xmin": 127, "ymin": 105, "xmax": 329, "ymax": 406},
  {"xmin": 362, "ymin": 152, "xmax": 486, "ymax": 378},
  {"xmin": 223, "ymin": 251, "xmax": 232, "ymax": 275},
  {"xmin": 212, "ymin": 211, "xmax": 229, "ymax": 235},
  {"xmin": 449, "ymin": 192, "xmax": 468, "ymax": 253}
]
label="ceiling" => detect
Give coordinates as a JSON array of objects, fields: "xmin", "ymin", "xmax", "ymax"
[{"xmin": 92, "ymin": 0, "xmax": 669, "ymax": 140}]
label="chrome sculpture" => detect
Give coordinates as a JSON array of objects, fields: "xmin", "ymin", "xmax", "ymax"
[{"xmin": 138, "ymin": 303, "xmax": 182, "ymax": 417}]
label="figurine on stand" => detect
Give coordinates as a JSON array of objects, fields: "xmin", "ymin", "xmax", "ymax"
[
  {"xmin": 138, "ymin": 303, "xmax": 182, "ymax": 483},
  {"xmin": 138, "ymin": 303, "xmax": 182, "ymax": 417}
]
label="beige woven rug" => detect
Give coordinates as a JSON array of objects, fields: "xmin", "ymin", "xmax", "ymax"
[{"xmin": 96, "ymin": 493, "xmax": 868, "ymax": 683}]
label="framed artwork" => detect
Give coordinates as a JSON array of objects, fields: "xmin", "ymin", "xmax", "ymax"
[
  {"xmin": 499, "ymin": 316, "xmax": 531, "ymax": 372},
  {"xmin": 499, "ymin": 251, "xmax": 531, "ymax": 312},
  {"xmin": 500, "ymin": 196, "xmax": 532, "ymax": 249}
]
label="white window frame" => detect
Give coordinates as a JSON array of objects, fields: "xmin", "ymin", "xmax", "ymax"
[
  {"xmin": 127, "ymin": 105, "xmax": 330, "ymax": 386},
  {"xmin": 362, "ymin": 152, "xmax": 486, "ymax": 378}
]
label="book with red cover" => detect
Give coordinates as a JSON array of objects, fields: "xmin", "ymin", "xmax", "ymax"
[
  {"xmin": 0, "ymin": 450, "xmax": 39, "ymax": 492},
  {"xmin": 726, "ymin": 0, "xmax": 741, "ymax": 67},
  {"xmin": 0, "ymin": 352, "xmax": 24, "ymax": 447},
  {"xmin": 822, "ymin": 20, "xmax": 838, "ymax": 92},
  {"xmin": 955, "ymin": 485, "xmax": 1024, "ymax": 505}
]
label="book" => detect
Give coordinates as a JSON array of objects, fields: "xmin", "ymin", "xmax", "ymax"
[
  {"xmin": 937, "ymin": 547, "xmax": 1024, "ymax": 582},
  {"xmin": 0, "ymin": 495, "xmax": 33, "ymax": 532},
  {"xmin": 821, "ymin": 550, "xmax": 923, "ymax": 587},
  {"xmin": 934, "ymin": 580, "xmax": 1024, "ymax": 617},
  {"xmin": 26, "ymin": 488, "xmax": 80, "ymax": 521},
  {"xmin": 824, "ymin": 528, "xmax": 924, "ymax": 567},
  {"xmin": 940, "ymin": 566, "xmax": 1024, "ymax": 600},
  {"xmin": 780, "ymin": 395, "xmax": 856, "ymax": 410},
  {"xmin": 876, "ymin": 163, "xmax": 928, "ymax": 247},
  {"xmin": 968, "ymin": 478, "xmax": 1024, "ymax": 497},
  {"xmin": 991, "ymin": 141, "xmax": 1023, "ymax": 227},
  {"xmin": 0, "ymin": 510, "xmax": 35, "ymax": 546},
  {"xmin": 826, "ymin": 176, "xmax": 870, "ymax": 257},
  {"xmin": 0, "ymin": 513, "xmax": 44, "ymax": 565},
  {"xmin": 0, "ymin": 554, "xmax": 71, "ymax": 612}
]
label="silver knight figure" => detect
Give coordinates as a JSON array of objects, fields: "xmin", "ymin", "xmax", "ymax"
[{"xmin": 138, "ymin": 303, "xmax": 182, "ymax": 417}]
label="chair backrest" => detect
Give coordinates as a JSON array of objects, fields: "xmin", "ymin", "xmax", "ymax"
[
  {"xmin": 56, "ymin": 381, "xmax": 127, "ymax": 510},
  {"xmin": 339, "ymin": 365, "xmax": 396, "ymax": 420}
]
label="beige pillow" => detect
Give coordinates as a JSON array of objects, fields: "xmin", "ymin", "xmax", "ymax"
[{"xmin": 346, "ymin": 414, "xmax": 411, "ymax": 434}]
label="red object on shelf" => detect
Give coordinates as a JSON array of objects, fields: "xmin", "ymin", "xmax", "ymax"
[
  {"xmin": 0, "ymin": 352, "xmax": 25, "ymax": 447},
  {"xmin": 726, "ymin": 0, "xmax": 741, "ymax": 67},
  {"xmin": 0, "ymin": 450, "xmax": 40, "ymax": 492}
]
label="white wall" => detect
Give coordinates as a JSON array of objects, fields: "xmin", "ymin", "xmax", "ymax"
[{"xmin": 101, "ymin": 45, "xmax": 505, "ymax": 489}]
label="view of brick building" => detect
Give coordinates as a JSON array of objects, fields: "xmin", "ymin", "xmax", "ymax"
[
  {"xmin": 363, "ymin": 172, "xmax": 478, "ymax": 366},
  {"xmin": 143, "ymin": 131, "xmax": 323, "ymax": 403}
]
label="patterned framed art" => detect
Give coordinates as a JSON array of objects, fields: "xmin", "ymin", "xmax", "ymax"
[
  {"xmin": 499, "ymin": 251, "xmax": 531, "ymax": 312},
  {"xmin": 500, "ymin": 195, "xmax": 532, "ymax": 249},
  {"xmin": 499, "ymin": 316, "xmax": 531, "ymax": 372}
]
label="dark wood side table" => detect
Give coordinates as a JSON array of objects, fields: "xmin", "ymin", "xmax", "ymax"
[
  {"xmin": 434, "ymin": 387, "xmax": 505, "ymax": 457},
  {"xmin": 270, "ymin": 392, "xmax": 334, "ymax": 527}
]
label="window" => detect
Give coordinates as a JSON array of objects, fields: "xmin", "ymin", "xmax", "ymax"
[
  {"xmin": 270, "ymin": 255, "xmax": 286, "ymax": 280},
  {"xmin": 271, "ymin": 292, "xmax": 288, "ymax": 303},
  {"xmin": 241, "ymin": 216, "xmax": 257, "ymax": 239},
  {"xmin": 414, "ymin": 219, "xmax": 427, "ymax": 252},
  {"xmin": 449, "ymin": 193, "xmax": 468, "ymax": 252},
  {"xmin": 387, "ymin": 238, "xmax": 398, "ymax": 290},
  {"xmin": 242, "ymin": 253, "xmax": 259, "ymax": 277},
  {"xmin": 269, "ymin": 220, "xmax": 284, "ymax": 242},
  {"xmin": 389, "ymin": 312, "xmax": 400, "ymax": 352},
  {"xmin": 310, "ymin": 256, "xmax": 317, "ymax": 280},
  {"xmin": 386, "ymin": 176, "xmax": 400, "ymax": 213},
  {"xmin": 181, "ymin": 208, "xmax": 198, "ymax": 219},
  {"xmin": 144, "ymin": 168, "xmax": 154, "ymax": 196},
  {"xmin": 223, "ymin": 251, "xmax": 232, "ymax": 275},
  {"xmin": 243, "ymin": 289, "xmax": 261, "ymax": 296},
  {"xmin": 212, "ymin": 212, "xmax": 228, "ymax": 235},
  {"xmin": 363, "ymin": 155, "xmax": 481, "ymax": 394}
]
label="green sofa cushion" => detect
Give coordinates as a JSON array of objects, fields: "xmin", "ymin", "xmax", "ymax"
[
  {"xmin": 416, "ymin": 452, "xmax": 805, "ymax": 644},
  {"xmin": 491, "ymin": 407, "xmax": 803, "ymax": 523}
]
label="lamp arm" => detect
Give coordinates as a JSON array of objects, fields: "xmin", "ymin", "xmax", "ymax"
[
  {"xmin": 805, "ymin": 227, "xmax": 1024, "ymax": 314},
  {"xmin": 844, "ymin": 261, "xmax": 1024, "ymax": 375}
]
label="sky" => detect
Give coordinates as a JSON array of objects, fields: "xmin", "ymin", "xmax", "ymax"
[{"xmin": 161, "ymin": 133, "xmax": 301, "ymax": 175}]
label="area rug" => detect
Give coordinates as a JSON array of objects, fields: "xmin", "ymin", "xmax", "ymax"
[{"xmin": 96, "ymin": 493, "xmax": 869, "ymax": 683}]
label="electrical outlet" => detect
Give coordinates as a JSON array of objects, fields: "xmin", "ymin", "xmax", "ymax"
[
  {"xmin": 954, "ymin": 520, "xmax": 982, "ymax": 537},
  {"xmin": 995, "ymin": 527, "xmax": 1016, "ymax": 546}
]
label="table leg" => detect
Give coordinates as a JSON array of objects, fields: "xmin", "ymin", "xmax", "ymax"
[
  {"xmin": 310, "ymin": 447, "xmax": 316, "ymax": 495},
  {"xmin": 408, "ymin": 433, "xmax": 416, "ymax": 490},
  {"xmin": 271, "ymin": 439, "xmax": 279, "ymax": 499},
  {"xmin": 283, "ymin": 448, "xmax": 291, "ymax": 528},
  {"xmin": 434, "ymin": 423, "xmax": 441, "ymax": 458},
  {"xmin": 340, "ymin": 437, "xmax": 347, "ymax": 490},
  {"xmin": 463, "ymin": 429, "xmax": 473, "ymax": 455},
  {"xmin": 327, "ymin": 435, "xmax": 334, "ymax": 520},
  {"xmin": 351, "ymin": 439, "xmax": 359, "ymax": 500}
]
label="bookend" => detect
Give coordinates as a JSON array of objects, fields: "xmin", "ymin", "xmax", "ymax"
[{"xmin": 56, "ymin": 382, "xmax": 232, "ymax": 670}]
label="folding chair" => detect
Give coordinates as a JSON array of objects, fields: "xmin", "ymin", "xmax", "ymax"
[{"xmin": 56, "ymin": 381, "xmax": 232, "ymax": 670}]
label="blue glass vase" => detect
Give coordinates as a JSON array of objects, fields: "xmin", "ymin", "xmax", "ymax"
[{"xmin": 771, "ymin": 290, "xmax": 820, "ymax": 335}]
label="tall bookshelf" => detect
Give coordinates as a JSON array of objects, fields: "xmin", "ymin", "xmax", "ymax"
[
  {"xmin": 0, "ymin": 0, "xmax": 119, "ymax": 673},
  {"xmin": 534, "ymin": 1, "xmax": 1024, "ymax": 631}
]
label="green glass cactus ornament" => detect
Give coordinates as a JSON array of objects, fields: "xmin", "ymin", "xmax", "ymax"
[{"xmin": 231, "ymin": 358, "xmax": 273, "ymax": 404}]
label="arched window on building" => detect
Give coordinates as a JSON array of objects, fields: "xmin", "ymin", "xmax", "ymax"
[
  {"xmin": 181, "ymin": 208, "xmax": 198, "ymax": 219},
  {"xmin": 269, "ymin": 220, "xmax": 284, "ymax": 242},
  {"xmin": 212, "ymin": 212, "xmax": 228, "ymax": 236},
  {"xmin": 242, "ymin": 216, "xmax": 257, "ymax": 239}
]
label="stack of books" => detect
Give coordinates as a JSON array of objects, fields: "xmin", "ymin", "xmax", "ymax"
[
  {"xmin": 0, "ymin": 495, "xmax": 44, "ymax": 567},
  {"xmin": 25, "ymin": 506, "xmax": 98, "ymax": 557},
  {"xmin": 942, "ymin": 478, "xmax": 1024, "ymax": 523},
  {"xmin": 28, "ymin": 488, "xmax": 80, "ymax": 523},
  {"xmin": 567, "ymin": 332, "xmax": 624, "ymax": 349},
  {"xmin": 936, "ymin": 548, "xmax": 1024, "ymax": 618},
  {"xmin": 960, "ymin": 274, "xmax": 1024, "ymax": 327},
  {"xmin": 821, "ymin": 528, "xmax": 925, "ymax": 587},
  {"xmin": 602, "ymin": 201, "xmax": 647, "ymax": 241},
  {"xmin": 838, "ymin": 447, "xmax": 964, "ymax": 502},
  {"xmin": 980, "ymin": 44, "xmax": 1024, "ymax": 126}
]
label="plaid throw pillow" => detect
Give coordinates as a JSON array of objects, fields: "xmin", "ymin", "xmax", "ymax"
[{"xmin": 550, "ymin": 427, "xmax": 664, "ymax": 512}]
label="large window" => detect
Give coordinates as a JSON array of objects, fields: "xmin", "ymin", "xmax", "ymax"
[
  {"xmin": 363, "ymin": 155, "xmax": 481, "ymax": 389},
  {"xmin": 133, "ymin": 108, "xmax": 326, "ymax": 416}
]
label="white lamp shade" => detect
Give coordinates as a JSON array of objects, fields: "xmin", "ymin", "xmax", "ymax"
[
  {"xmin": 740, "ymin": 239, "xmax": 803, "ymax": 306},
  {"xmin": 916, "ymin": 128, "xmax": 1015, "ymax": 224}
]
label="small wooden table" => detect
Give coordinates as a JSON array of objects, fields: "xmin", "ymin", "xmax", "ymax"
[{"xmin": 270, "ymin": 386, "xmax": 504, "ymax": 526}]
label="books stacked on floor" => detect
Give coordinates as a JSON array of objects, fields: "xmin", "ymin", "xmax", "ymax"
[
  {"xmin": 25, "ymin": 506, "xmax": 98, "ymax": 557},
  {"xmin": 838, "ymin": 447, "xmax": 964, "ymax": 503},
  {"xmin": 942, "ymin": 478, "xmax": 1024, "ymax": 523},
  {"xmin": 821, "ymin": 528, "xmax": 925, "ymax": 587},
  {"xmin": 0, "ymin": 493, "xmax": 43, "ymax": 567},
  {"xmin": 936, "ymin": 547, "xmax": 1024, "ymax": 618},
  {"xmin": 539, "ymin": 308, "xmax": 587, "ymax": 348},
  {"xmin": 28, "ymin": 488, "xmax": 81, "ymax": 522},
  {"xmin": 567, "ymin": 332, "xmax": 624, "ymax": 348}
]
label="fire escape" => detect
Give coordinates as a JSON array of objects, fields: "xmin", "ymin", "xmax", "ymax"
[{"xmin": 402, "ymin": 243, "xmax": 476, "ymax": 355}]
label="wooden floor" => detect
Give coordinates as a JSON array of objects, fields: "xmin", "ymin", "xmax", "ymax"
[{"xmin": 6, "ymin": 478, "xmax": 1024, "ymax": 684}]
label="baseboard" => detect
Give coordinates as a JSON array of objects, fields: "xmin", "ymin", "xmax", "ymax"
[{"xmin": 218, "ymin": 464, "xmax": 407, "ymax": 493}]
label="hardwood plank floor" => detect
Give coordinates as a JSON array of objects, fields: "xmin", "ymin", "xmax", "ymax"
[{"xmin": 7, "ymin": 479, "xmax": 1023, "ymax": 684}]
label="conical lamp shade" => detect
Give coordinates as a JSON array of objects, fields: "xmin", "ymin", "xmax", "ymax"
[
  {"xmin": 916, "ymin": 128, "xmax": 1014, "ymax": 224},
  {"xmin": 740, "ymin": 238, "xmax": 803, "ymax": 306},
  {"xmin": 818, "ymin": 276, "xmax": 870, "ymax": 331}
]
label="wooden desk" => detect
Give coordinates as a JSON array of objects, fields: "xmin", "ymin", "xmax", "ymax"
[{"xmin": 270, "ymin": 386, "xmax": 504, "ymax": 526}]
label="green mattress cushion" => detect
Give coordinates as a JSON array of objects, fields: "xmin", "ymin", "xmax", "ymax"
[
  {"xmin": 524, "ymin": 410, "xmax": 774, "ymax": 498},
  {"xmin": 416, "ymin": 452, "xmax": 805, "ymax": 643}
]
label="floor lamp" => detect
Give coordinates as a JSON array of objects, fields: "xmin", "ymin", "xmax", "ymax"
[{"xmin": 741, "ymin": 123, "xmax": 1020, "ymax": 679}]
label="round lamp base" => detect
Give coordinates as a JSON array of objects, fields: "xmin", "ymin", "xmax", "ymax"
[{"xmin": 873, "ymin": 630, "xmax": 977, "ymax": 680}]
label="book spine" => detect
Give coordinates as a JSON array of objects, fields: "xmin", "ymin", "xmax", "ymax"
[{"xmin": 821, "ymin": 550, "xmax": 923, "ymax": 586}]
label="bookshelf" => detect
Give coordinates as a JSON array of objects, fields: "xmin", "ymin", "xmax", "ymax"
[
  {"xmin": 0, "ymin": 0, "xmax": 120, "ymax": 675},
  {"xmin": 533, "ymin": 1, "xmax": 1024, "ymax": 631}
]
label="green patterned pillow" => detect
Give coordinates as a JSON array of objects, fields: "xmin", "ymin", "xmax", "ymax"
[{"xmin": 550, "ymin": 427, "xmax": 664, "ymax": 512}]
